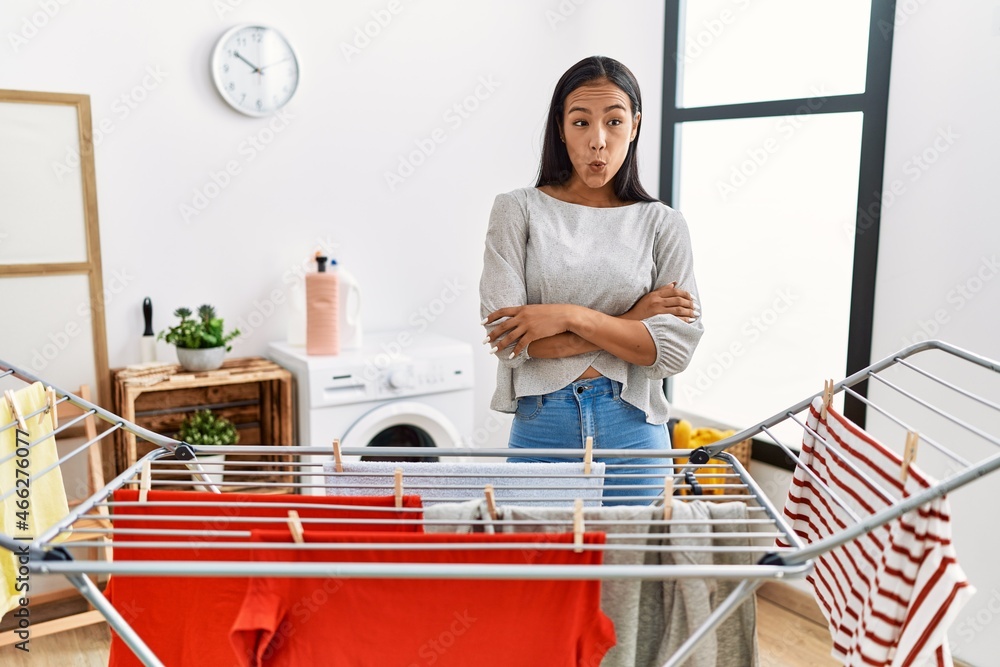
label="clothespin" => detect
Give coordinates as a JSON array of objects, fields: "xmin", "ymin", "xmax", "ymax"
[
  {"xmin": 663, "ymin": 476, "xmax": 674, "ymax": 521},
  {"xmin": 394, "ymin": 468, "xmax": 404, "ymax": 509},
  {"xmin": 43, "ymin": 386, "xmax": 58, "ymax": 428},
  {"xmin": 332, "ymin": 438, "xmax": 343, "ymax": 473},
  {"xmin": 583, "ymin": 436, "xmax": 593, "ymax": 475},
  {"xmin": 139, "ymin": 460, "xmax": 152, "ymax": 503},
  {"xmin": 4, "ymin": 390, "xmax": 27, "ymax": 432},
  {"xmin": 573, "ymin": 498, "xmax": 584, "ymax": 554},
  {"xmin": 821, "ymin": 379, "xmax": 835, "ymax": 420},
  {"xmin": 484, "ymin": 484, "xmax": 498, "ymax": 521},
  {"xmin": 683, "ymin": 470, "xmax": 703, "ymax": 496},
  {"xmin": 901, "ymin": 431, "xmax": 919, "ymax": 482},
  {"xmin": 286, "ymin": 510, "xmax": 305, "ymax": 544}
]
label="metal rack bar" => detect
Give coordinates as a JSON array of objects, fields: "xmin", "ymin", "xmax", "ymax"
[
  {"xmin": 47, "ymin": 541, "xmax": 789, "ymax": 555},
  {"xmin": 786, "ymin": 415, "xmax": 897, "ymax": 505},
  {"xmin": 65, "ymin": 571, "xmax": 164, "ymax": 667},
  {"xmin": 894, "ymin": 357, "xmax": 1000, "ymax": 412},
  {"xmin": 27, "ymin": 422, "xmax": 122, "ymax": 488},
  {"xmin": 761, "ymin": 424, "xmax": 863, "ymax": 524},
  {"xmin": 664, "ymin": 579, "xmax": 763, "ymax": 667},
  {"xmin": 0, "ymin": 409, "xmax": 95, "ymax": 466},
  {"xmin": 32, "ymin": 560, "xmax": 812, "ymax": 581},
  {"xmin": 841, "ymin": 385, "xmax": 972, "ymax": 466},
  {"xmin": 867, "ymin": 372, "xmax": 1000, "ymax": 447}
]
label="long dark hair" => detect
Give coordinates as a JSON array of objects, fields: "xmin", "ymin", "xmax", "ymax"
[{"xmin": 535, "ymin": 56, "xmax": 658, "ymax": 203}]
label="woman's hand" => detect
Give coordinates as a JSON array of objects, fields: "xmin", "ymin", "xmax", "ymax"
[
  {"xmin": 624, "ymin": 282, "xmax": 699, "ymax": 322},
  {"xmin": 484, "ymin": 304, "xmax": 581, "ymax": 358}
]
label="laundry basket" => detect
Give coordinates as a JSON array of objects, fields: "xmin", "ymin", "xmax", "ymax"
[{"xmin": 671, "ymin": 419, "xmax": 752, "ymax": 497}]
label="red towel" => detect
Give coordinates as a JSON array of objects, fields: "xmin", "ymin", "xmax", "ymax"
[
  {"xmin": 105, "ymin": 490, "xmax": 423, "ymax": 667},
  {"xmin": 230, "ymin": 529, "xmax": 616, "ymax": 667}
]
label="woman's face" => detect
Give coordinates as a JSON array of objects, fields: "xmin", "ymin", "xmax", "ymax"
[{"xmin": 559, "ymin": 79, "xmax": 640, "ymax": 192}]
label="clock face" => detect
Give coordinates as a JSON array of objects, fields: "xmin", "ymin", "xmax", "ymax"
[{"xmin": 211, "ymin": 25, "xmax": 299, "ymax": 117}]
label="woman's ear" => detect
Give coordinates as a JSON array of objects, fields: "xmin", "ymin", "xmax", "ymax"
[{"xmin": 631, "ymin": 111, "xmax": 641, "ymax": 142}]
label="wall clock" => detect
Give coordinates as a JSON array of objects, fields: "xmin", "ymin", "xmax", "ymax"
[{"xmin": 211, "ymin": 24, "xmax": 299, "ymax": 117}]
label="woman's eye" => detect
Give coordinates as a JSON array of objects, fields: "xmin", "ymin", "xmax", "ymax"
[
  {"xmin": 573, "ymin": 120, "xmax": 588, "ymax": 127},
  {"xmin": 608, "ymin": 119, "xmax": 623, "ymax": 126}
]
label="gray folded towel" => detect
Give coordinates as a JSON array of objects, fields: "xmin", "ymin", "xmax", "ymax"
[
  {"xmin": 423, "ymin": 499, "xmax": 490, "ymax": 534},
  {"xmin": 322, "ymin": 461, "xmax": 606, "ymax": 506}
]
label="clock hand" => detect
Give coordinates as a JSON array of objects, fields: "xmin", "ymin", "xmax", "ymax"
[
  {"xmin": 260, "ymin": 56, "xmax": 293, "ymax": 71},
  {"xmin": 233, "ymin": 51, "xmax": 261, "ymax": 73}
]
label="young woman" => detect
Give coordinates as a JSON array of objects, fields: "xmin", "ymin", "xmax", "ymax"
[{"xmin": 479, "ymin": 55, "xmax": 703, "ymax": 505}]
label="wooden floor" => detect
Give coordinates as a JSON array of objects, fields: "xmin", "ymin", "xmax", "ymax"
[
  {"xmin": 757, "ymin": 584, "xmax": 840, "ymax": 667},
  {"xmin": 0, "ymin": 583, "xmax": 841, "ymax": 666},
  {"xmin": 2, "ymin": 622, "xmax": 109, "ymax": 667}
]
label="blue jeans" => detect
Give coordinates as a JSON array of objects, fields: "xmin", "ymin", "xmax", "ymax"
[{"xmin": 507, "ymin": 376, "xmax": 671, "ymax": 506}]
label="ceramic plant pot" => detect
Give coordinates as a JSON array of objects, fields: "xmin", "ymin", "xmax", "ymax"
[
  {"xmin": 191, "ymin": 452, "xmax": 227, "ymax": 492},
  {"xmin": 175, "ymin": 346, "xmax": 226, "ymax": 372}
]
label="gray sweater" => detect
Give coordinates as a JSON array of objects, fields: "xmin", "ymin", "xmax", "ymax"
[{"xmin": 479, "ymin": 187, "xmax": 704, "ymax": 424}]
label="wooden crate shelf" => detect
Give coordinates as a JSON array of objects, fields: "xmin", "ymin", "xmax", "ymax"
[{"xmin": 110, "ymin": 357, "xmax": 294, "ymax": 492}]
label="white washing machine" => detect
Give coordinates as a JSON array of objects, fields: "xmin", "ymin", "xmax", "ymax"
[{"xmin": 268, "ymin": 331, "xmax": 474, "ymax": 494}]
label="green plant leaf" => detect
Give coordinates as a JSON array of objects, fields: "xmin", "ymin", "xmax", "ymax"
[
  {"xmin": 158, "ymin": 304, "xmax": 238, "ymax": 350},
  {"xmin": 176, "ymin": 408, "xmax": 239, "ymax": 446}
]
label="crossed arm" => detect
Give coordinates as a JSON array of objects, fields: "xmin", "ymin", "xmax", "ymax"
[{"xmin": 483, "ymin": 283, "xmax": 698, "ymax": 366}]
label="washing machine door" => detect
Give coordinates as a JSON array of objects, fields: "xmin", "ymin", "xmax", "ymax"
[{"xmin": 341, "ymin": 401, "xmax": 462, "ymax": 462}]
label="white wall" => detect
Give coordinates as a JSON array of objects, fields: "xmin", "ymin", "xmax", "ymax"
[
  {"xmin": 870, "ymin": 2, "xmax": 1000, "ymax": 664},
  {"xmin": 0, "ymin": 0, "xmax": 665, "ymax": 453}
]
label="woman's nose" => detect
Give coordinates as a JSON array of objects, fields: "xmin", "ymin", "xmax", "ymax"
[{"xmin": 589, "ymin": 127, "xmax": 607, "ymax": 151}]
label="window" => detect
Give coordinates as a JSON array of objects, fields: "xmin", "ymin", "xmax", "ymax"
[{"xmin": 661, "ymin": 1, "xmax": 896, "ymax": 457}]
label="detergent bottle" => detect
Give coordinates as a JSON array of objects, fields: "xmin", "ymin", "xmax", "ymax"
[
  {"xmin": 305, "ymin": 253, "xmax": 339, "ymax": 355},
  {"xmin": 338, "ymin": 265, "xmax": 362, "ymax": 350}
]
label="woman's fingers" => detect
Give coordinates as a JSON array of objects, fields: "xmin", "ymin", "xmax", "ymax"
[
  {"xmin": 653, "ymin": 296, "xmax": 699, "ymax": 323},
  {"xmin": 485, "ymin": 319, "xmax": 515, "ymax": 347},
  {"xmin": 483, "ymin": 307, "xmax": 517, "ymax": 326},
  {"xmin": 483, "ymin": 311, "xmax": 527, "ymax": 356},
  {"xmin": 507, "ymin": 330, "xmax": 534, "ymax": 358},
  {"xmin": 483, "ymin": 304, "xmax": 571, "ymax": 356}
]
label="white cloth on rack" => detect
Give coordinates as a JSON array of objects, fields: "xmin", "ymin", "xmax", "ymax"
[
  {"xmin": 323, "ymin": 461, "xmax": 606, "ymax": 506},
  {"xmin": 777, "ymin": 397, "xmax": 974, "ymax": 667},
  {"xmin": 494, "ymin": 500, "xmax": 757, "ymax": 667}
]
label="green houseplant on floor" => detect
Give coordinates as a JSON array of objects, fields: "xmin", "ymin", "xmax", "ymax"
[{"xmin": 158, "ymin": 304, "xmax": 241, "ymax": 371}]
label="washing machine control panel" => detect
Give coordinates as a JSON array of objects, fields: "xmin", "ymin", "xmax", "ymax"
[
  {"xmin": 322, "ymin": 360, "xmax": 472, "ymax": 407},
  {"xmin": 267, "ymin": 337, "xmax": 475, "ymax": 409}
]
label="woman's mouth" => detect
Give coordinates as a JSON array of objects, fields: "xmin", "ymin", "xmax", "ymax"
[{"xmin": 588, "ymin": 161, "xmax": 606, "ymax": 172}]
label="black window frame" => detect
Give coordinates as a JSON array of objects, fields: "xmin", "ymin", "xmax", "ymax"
[{"xmin": 659, "ymin": 1, "xmax": 897, "ymax": 468}]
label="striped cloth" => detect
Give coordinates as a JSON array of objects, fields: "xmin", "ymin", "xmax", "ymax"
[{"xmin": 777, "ymin": 397, "xmax": 974, "ymax": 666}]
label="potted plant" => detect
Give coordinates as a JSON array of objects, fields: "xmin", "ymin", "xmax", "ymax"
[
  {"xmin": 158, "ymin": 304, "xmax": 240, "ymax": 372},
  {"xmin": 176, "ymin": 409, "xmax": 240, "ymax": 491}
]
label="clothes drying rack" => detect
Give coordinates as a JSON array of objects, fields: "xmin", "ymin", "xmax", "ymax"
[{"xmin": 1, "ymin": 339, "xmax": 999, "ymax": 667}]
